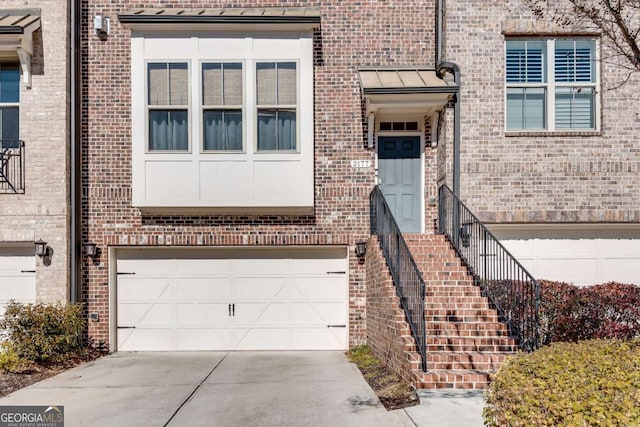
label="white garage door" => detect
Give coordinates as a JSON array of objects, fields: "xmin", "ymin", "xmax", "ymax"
[
  {"xmin": 491, "ymin": 227, "xmax": 640, "ymax": 286},
  {"xmin": 116, "ymin": 248, "xmax": 348, "ymax": 351},
  {"xmin": 0, "ymin": 246, "xmax": 36, "ymax": 315}
]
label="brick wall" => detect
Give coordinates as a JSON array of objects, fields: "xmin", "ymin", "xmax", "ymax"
[
  {"xmin": 0, "ymin": 1, "xmax": 70, "ymax": 303},
  {"xmin": 81, "ymin": 1, "xmax": 438, "ymax": 346},
  {"xmin": 443, "ymin": 0, "xmax": 640, "ymax": 224},
  {"xmin": 365, "ymin": 236, "xmax": 420, "ymax": 385}
]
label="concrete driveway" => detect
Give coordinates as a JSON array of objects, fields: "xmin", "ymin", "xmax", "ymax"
[{"xmin": 0, "ymin": 352, "xmax": 414, "ymax": 427}]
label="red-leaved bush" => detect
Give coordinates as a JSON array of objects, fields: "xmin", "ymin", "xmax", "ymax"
[{"xmin": 539, "ymin": 281, "xmax": 640, "ymax": 344}]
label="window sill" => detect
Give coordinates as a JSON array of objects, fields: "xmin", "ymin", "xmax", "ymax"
[{"xmin": 505, "ymin": 130, "xmax": 602, "ymax": 138}]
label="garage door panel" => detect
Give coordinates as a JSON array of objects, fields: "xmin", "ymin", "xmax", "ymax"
[
  {"xmin": 293, "ymin": 277, "xmax": 346, "ymax": 299},
  {"xmin": 234, "ymin": 328, "xmax": 289, "ymax": 350},
  {"xmin": 293, "ymin": 328, "xmax": 346, "ymax": 350},
  {"xmin": 599, "ymin": 258, "xmax": 640, "ymax": 284},
  {"xmin": 290, "ymin": 255, "xmax": 346, "ymax": 274},
  {"xmin": 494, "ymin": 228, "xmax": 640, "ymax": 285},
  {"xmin": 0, "ymin": 247, "xmax": 36, "ymax": 316},
  {"xmin": 233, "ymin": 258, "xmax": 290, "ymax": 274},
  {"xmin": 119, "ymin": 279, "xmax": 172, "ymax": 301},
  {"xmin": 177, "ymin": 303, "xmax": 230, "ymax": 324},
  {"xmin": 116, "ymin": 248, "xmax": 348, "ymax": 351},
  {"xmin": 234, "ymin": 277, "xmax": 288, "ymax": 299},
  {"xmin": 175, "ymin": 278, "xmax": 232, "ymax": 300},
  {"xmin": 121, "ymin": 303, "xmax": 175, "ymax": 326},
  {"xmin": 537, "ymin": 258, "xmax": 598, "ymax": 283},
  {"xmin": 176, "ymin": 258, "xmax": 232, "ymax": 275},
  {"xmin": 292, "ymin": 302, "xmax": 345, "ymax": 324},
  {"xmin": 0, "ymin": 276, "xmax": 36, "ymax": 303},
  {"xmin": 118, "ymin": 328, "xmax": 172, "ymax": 352},
  {"xmin": 234, "ymin": 302, "xmax": 288, "ymax": 324},
  {"xmin": 117, "ymin": 258, "xmax": 175, "ymax": 275},
  {"xmin": 177, "ymin": 328, "xmax": 231, "ymax": 350}
]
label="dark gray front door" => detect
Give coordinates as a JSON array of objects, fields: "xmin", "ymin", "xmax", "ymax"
[{"xmin": 378, "ymin": 136, "xmax": 421, "ymax": 233}]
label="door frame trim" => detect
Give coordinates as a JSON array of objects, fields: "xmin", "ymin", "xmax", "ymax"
[{"xmin": 375, "ymin": 118, "xmax": 425, "ymax": 234}]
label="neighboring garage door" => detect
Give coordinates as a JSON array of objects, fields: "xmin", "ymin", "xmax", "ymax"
[
  {"xmin": 116, "ymin": 248, "xmax": 348, "ymax": 351},
  {"xmin": 0, "ymin": 246, "xmax": 36, "ymax": 314},
  {"xmin": 491, "ymin": 227, "xmax": 640, "ymax": 286}
]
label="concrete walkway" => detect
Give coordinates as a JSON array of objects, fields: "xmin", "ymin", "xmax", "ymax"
[
  {"xmin": 406, "ymin": 390, "xmax": 486, "ymax": 427},
  {"xmin": 0, "ymin": 352, "xmax": 415, "ymax": 427}
]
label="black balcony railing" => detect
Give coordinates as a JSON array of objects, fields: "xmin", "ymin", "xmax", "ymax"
[
  {"xmin": 0, "ymin": 140, "xmax": 25, "ymax": 194},
  {"xmin": 438, "ymin": 185, "xmax": 540, "ymax": 351},
  {"xmin": 370, "ymin": 186, "xmax": 427, "ymax": 371}
]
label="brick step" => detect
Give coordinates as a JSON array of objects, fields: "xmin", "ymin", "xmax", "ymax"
[
  {"xmin": 427, "ymin": 322, "xmax": 510, "ymax": 337},
  {"xmin": 425, "ymin": 301, "xmax": 492, "ymax": 310},
  {"xmin": 426, "ymin": 308, "xmax": 499, "ymax": 317},
  {"xmin": 414, "ymin": 369, "xmax": 493, "ymax": 390},
  {"xmin": 425, "ymin": 287, "xmax": 482, "ymax": 297},
  {"xmin": 426, "ymin": 351, "xmax": 510, "ymax": 371},
  {"xmin": 426, "ymin": 338, "xmax": 518, "ymax": 353},
  {"xmin": 425, "ymin": 296, "xmax": 489, "ymax": 305}
]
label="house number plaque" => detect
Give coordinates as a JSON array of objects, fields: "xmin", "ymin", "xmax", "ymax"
[{"xmin": 350, "ymin": 160, "xmax": 371, "ymax": 168}]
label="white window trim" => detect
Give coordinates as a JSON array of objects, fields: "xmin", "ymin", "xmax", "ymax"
[
  {"xmin": 200, "ymin": 60, "xmax": 247, "ymax": 154},
  {"xmin": 144, "ymin": 60, "xmax": 192, "ymax": 153},
  {"xmin": 504, "ymin": 37, "xmax": 600, "ymax": 132},
  {"xmin": 254, "ymin": 60, "xmax": 301, "ymax": 154}
]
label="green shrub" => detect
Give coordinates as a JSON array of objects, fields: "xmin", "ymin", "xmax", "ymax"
[
  {"xmin": 0, "ymin": 301, "xmax": 85, "ymax": 365},
  {"xmin": 484, "ymin": 340, "xmax": 640, "ymax": 426},
  {"xmin": 0, "ymin": 343, "xmax": 25, "ymax": 373}
]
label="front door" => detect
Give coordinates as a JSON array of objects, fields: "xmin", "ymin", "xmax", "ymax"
[{"xmin": 378, "ymin": 136, "xmax": 421, "ymax": 233}]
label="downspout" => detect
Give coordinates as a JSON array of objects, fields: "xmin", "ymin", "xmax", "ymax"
[
  {"xmin": 70, "ymin": 0, "xmax": 81, "ymax": 304},
  {"xmin": 436, "ymin": 61, "xmax": 460, "ymax": 200},
  {"xmin": 437, "ymin": 0, "xmax": 443, "ymax": 64}
]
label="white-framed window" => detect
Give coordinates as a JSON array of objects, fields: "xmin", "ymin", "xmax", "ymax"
[
  {"xmin": 147, "ymin": 62, "xmax": 189, "ymax": 151},
  {"xmin": 256, "ymin": 62, "xmax": 298, "ymax": 151},
  {"xmin": 202, "ymin": 62, "xmax": 244, "ymax": 151},
  {"xmin": 0, "ymin": 62, "xmax": 20, "ymax": 146},
  {"xmin": 505, "ymin": 38, "xmax": 598, "ymax": 131}
]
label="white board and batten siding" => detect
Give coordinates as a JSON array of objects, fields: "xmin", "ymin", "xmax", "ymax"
[
  {"xmin": 115, "ymin": 248, "xmax": 348, "ymax": 351},
  {"xmin": 0, "ymin": 246, "xmax": 36, "ymax": 316},
  {"xmin": 490, "ymin": 226, "xmax": 640, "ymax": 286}
]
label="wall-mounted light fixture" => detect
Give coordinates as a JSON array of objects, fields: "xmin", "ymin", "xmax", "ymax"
[
  {"xmin": 355, "ymin": 241, "xmax": 367, "ymax": 261},
  {"xmin": 83, "ymin": 242, "xmax": 98, "ymax": 258},
  {"xmin": 34, "ymin": 239, "xmax": 54, "ymax": 258},
  {"xmin": 94, "ymin": 15, "xmax": 110, "ymax": 40},
  {"xmin": 460, "ymin": 223, "xmax": 472, "ymax": 248}
]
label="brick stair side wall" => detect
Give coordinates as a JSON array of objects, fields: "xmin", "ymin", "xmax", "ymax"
[{"xmin": 365, "ymin": 236, "xmax": 422, "ymax": 386}]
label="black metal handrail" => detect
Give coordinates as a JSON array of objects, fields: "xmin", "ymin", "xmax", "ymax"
[
  {"xmin": 0, "ymin": 140, "xmax": 25, "ymax": 194},
  {"xmin": 438, "ymin": 185, "xmax": 540, "ymax": 351},
  {"xmin": 370, "ymin": 186, "xmax": 427, "ymax": 371}
]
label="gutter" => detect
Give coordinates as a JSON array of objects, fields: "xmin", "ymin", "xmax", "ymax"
[{"xmin": 70, "ymin": 0, "xmax": 81, "ymax": 303}]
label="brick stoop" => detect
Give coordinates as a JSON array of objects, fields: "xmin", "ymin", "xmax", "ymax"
[{"xmin": 404, "ymin": 233, "xmax": 518, "ymax": 390}]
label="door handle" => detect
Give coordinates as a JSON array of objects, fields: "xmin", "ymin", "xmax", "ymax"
[
  {"xmin": 228, "ymin": 303, "xmax": 231, "ymax": 317},
  {"xmin": 327, "ymin": 325, "xmax": 346, "ymax": 328},
  {"xmin": 232, "ymin": 303, "xmax": 235, "ymax": 317}
]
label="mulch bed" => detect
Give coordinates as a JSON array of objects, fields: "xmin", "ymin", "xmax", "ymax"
[
  {"xmin": 348, "ymin": 346, "xmax": 419, "ymax": 411},
  {"xmin": 0, "ymin": 350, "xmax": 104, "ymax": 398}
]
